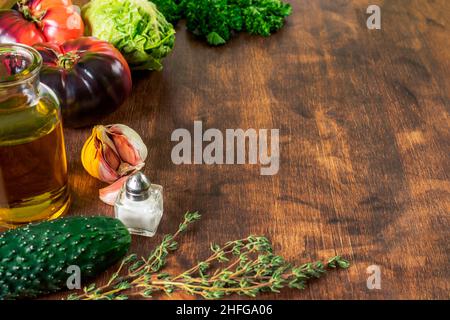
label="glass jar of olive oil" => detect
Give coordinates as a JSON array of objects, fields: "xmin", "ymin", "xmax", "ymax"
[{"xmin": 0, "ymin": 44, "xmax": 70, "ymax": 228}]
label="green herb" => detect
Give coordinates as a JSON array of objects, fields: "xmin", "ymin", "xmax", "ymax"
[
  {"xmin": 153, "ymin": 0, "xmax": 292, "ymax": 46},
  {"xmin": 239, "ymin": 0, "xmax": 292, "ymax": 36},
  {"xmin": 68, "ymin": 212, "xmax": 349, "ymax": 300},
  {"xmin": 151, "ymin": 0, "xmax": 183, "ymax": 24}
]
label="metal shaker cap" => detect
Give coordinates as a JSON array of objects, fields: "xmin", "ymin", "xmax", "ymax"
[{"xmin": 125, "ymin": 171, "xmax": 151, "ymax": 201}]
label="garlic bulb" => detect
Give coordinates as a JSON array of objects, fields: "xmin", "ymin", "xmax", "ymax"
[{"xmin": 81, "ymin": 124, "xmax": 148, "ymax": 183}]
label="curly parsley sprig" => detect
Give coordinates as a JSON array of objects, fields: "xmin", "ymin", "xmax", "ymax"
[{"xmin": 152, "ymin": 0, "xmax": 292, "ymax": 45}]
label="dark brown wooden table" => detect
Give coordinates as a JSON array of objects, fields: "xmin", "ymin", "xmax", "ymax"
[{"xmin": 51, "ymin": 0, "xmax": 450, "ymax": 299}]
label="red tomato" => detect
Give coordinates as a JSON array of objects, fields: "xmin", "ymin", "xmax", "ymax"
[{"xmin": 0, "ymin": 0, "xmax": 84, "ymax": 45}]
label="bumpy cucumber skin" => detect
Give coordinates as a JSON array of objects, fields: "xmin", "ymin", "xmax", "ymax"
[{"xmin": 0, "ymin": 216, "xmax": 131, "ymax": 300}]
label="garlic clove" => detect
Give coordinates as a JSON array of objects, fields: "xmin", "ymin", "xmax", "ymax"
[
  {"xmin": 98, "ymin": 127, "xmax": 121, "ymax": 171},
  {"xmin": 81, "ymin": 126, "xmax": 120, "ymax": 183},
  {"xmin": 107, "ymin": 124, "xmax": 148, "ymax": 166},
  {"xmin": 99, "ymin": 176, "xmax": 128, "ymax": 206}
]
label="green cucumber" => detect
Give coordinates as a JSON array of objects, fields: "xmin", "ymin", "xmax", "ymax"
[{"xmin": 0, "ymin": 216, "xmax": 131, "ymax": 300}]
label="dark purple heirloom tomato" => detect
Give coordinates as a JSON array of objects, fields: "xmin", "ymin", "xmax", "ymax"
[{"xmin": 34, "ymin": 37, "xmax": 132, "ymax": 127}]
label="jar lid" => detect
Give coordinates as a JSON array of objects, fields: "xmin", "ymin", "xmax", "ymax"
[{"xmin": 125, "ymin": 172, "xmax": 151, "ymax": 201}]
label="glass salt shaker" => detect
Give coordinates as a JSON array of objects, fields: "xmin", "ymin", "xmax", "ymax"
[{"xmin": 114, "ymin": 172, "xmax": 163, "ymax": 237}]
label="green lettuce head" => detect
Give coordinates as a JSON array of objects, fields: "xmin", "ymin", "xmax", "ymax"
[{"xmin": 82, "ymin": 0, "xmax": 175, "ymax": 71}]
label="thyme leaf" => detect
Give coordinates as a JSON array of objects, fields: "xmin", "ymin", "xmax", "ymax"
[{"xmin": 68, "ymin": 212, "xmax": 349, "ymax": 300}]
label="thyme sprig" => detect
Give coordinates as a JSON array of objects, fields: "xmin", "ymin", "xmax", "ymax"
[{"xmin": 68, "ymin": 212, "xmax": 349, "ymax": 300}]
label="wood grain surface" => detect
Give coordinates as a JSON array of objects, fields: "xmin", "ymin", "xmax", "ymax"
[{"xmin": 43, "ymin": 0, "xmax": 450, "ymax": 299}]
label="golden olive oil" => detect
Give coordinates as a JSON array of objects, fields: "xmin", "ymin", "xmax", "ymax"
[
  {"xmin": 0, "ymin": 43, "xmax": 70, "ymax": 228},
  {"xmin": 0, "ymin": 94, "xmax": 70, "ymax": 227}
]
